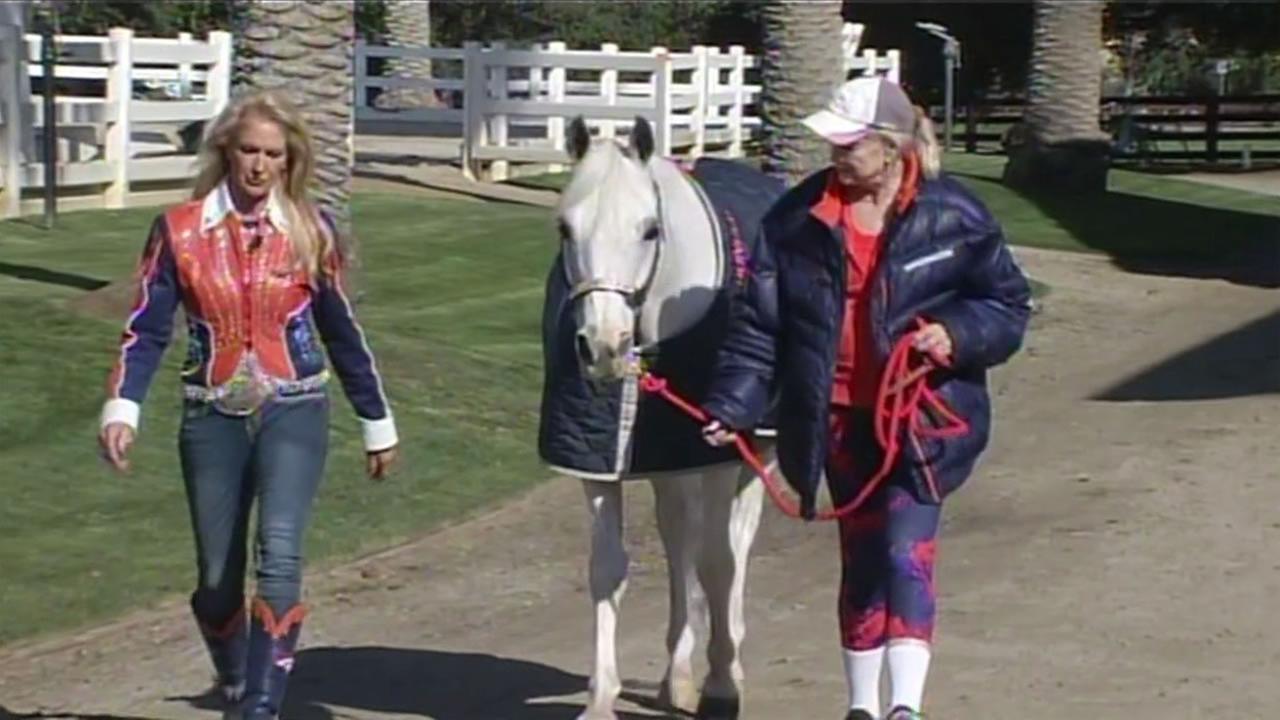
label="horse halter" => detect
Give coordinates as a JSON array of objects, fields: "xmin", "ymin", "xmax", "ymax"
[{"xmin": 563, "ymin": 178, "xmax": 666, "ymax": 328}]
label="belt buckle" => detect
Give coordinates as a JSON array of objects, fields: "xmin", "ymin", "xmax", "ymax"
[{"xmin": 212, "ymin": 371, "xmax": 272, "ymax": 416}]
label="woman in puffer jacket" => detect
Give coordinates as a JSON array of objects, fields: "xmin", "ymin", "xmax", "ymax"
[{"xmin": 701, "ymin": 77, "xmax": 1032, "ymax": 720}]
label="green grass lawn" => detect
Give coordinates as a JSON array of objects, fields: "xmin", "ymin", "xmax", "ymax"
[{"xmin": 0, "ymin": 193, "xmax": 558, "ymax": 648}]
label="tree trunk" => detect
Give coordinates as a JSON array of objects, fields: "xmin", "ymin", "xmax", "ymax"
[
  {"xmin": 233, "ymin": 0, "xmax": 355, "ymax": 231},
  {"xmin": 374, "ymin": 0, "xmax": 438, "ymax": 110},
  {"xmin": 1003, "ymin": 0, "xmax": 1111, "ymax": 193},
  {"xmin": 759, "ymin": 1, "xmax": 846, "ymax": 185}
]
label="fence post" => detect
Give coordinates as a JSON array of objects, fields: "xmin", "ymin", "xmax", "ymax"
[
  {"xmin": 104, "ymin": 27, "xmax": 133, "ymax": 209},
  {"xmin": 461, "ymin": 40, "xmax": 484, "ymax": 181},
  {"xmin": 529, "ymin": 55, "xmax": 544, "ymax": 103},
  {"xmin": 728, "ymin": 45, "xmax": 745, "ymax": 158},
  {"xmin": 353, "ymin": 38, "xmax": 367, "ymax": 116},
  {"xmin": 206, "ymin": 31, "xmax": 231, "ymax": 114},
  {"xmin": 886, "ymin": 49, "xmax": 901, "ymax": 84},
  {"xmin": 861, "ymin": 48, "xmax": 878, "ymax": 78},
  {"xmin": 1, "ymin": 23, "xmax": 23, "ymax": 218},
  {"xmin": 1205, "ymin": 96, "xmax": 1220, "ymax": 165},
  {"xmin": 599, "ymin": 42, "xmax": 618, "ymax": 140},
  {"xmin": 691, "ymin": 45, "xmax": 708, "ymax": 158},
  {"xmin": 177, "ymin": 31, "xmax": 193, "ymax": 98},
  {"xmin": 964, "ymin": 99, "xmax": 977, "ymax": 153},
  {"xmin": 546, "ymin": 41, "xmax": 566, "ymax": 173},
  {"xmin": 487, "ymin": 41, "xmax": 509, "ymax": 181},
  {"xmin": 651, "ymin": 47, "xmax": 673, "ymax": 157}
]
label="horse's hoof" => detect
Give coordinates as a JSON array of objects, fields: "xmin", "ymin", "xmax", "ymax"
[
  {"xmin": 696, "ymin": 695, "xmax": 740, "ymax": 720},
  {"xmin": 657, "ymin": 676, "xmax": 700, "ymax": 714},
  {"xmin": 576, "ymin": 710, "xmax": 619, "ymax": 720}
]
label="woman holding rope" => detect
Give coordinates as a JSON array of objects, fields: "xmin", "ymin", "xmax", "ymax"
[{"xmin": 699, "ymin": 77, "xmax": 1031, "ymax": 720}]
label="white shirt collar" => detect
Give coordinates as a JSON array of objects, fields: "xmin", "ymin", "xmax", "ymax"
[{"xmin": 200, "ymin": 180, "xmax": 290, "ymax": 233}]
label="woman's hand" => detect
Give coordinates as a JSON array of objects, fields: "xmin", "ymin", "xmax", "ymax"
[
  {"xmin": 913, "ymin": 322, "xmax": 954, "ymax": 364},
  {"xmin": 367, "ymin": 446, "xmax": 398, "ymax": 481},
  {"xmin": 98, "ymin": 422, "xmax": 135, "ymax": 473},
  {"xmin": 701, "ymin": 419, "xmax": 738, "ymax": 448}
]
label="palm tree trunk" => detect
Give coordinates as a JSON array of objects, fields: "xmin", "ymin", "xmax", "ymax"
[
  {"xmin": 759, "ymin": 1, "xmax": 846, "ymax": 185},
  {"xmin": 233, "ymin": 0, "xmax": 355, "ymax": 230},
  {"xmin": 1003, "ymin": 0, "xmax": 1111, "ymax": 193},
  {"xmin": 374, "ymin": 0, "xmax": 438, "ymax": 110}
]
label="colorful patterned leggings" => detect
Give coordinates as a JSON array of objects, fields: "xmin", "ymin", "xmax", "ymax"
[{"xmin": 827, "ymin": 409, "xmax": 941, "ymax": 651}]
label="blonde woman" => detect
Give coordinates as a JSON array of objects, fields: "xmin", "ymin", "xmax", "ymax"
[
  {"xmin": 96, "ymin": 90, "xmax": 398, "ymax": 718},
  {"xmin": 701, "ymin": 77, "xmax": 1031, "ymax": 719}
]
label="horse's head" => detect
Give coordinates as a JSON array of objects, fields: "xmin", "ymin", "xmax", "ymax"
[{"xmin": 558, "ymin": 115, "xmax": 662, "ymax": 381}]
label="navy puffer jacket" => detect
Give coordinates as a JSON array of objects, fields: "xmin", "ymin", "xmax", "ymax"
[{"xmin": 702, "ymin": 168, "xmax": 1032, "ymax": 517}]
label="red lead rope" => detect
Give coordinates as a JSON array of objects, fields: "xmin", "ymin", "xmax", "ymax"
[{"xmin": 637, "ymin": 320, "xmax": 969, "ymax": 521}]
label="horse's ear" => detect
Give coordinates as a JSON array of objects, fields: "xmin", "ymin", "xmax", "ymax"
[
  {"xmin": 630, "ymin": 115, "xmax": 655, "ymax": 163},
  {"xmin": 567, "ymin": 116, "xmax": 591, "ymax": 161}
]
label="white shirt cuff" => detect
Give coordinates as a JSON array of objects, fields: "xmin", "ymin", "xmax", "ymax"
[
  {"xmin": 361, "ymin": 414, "xmax": 398, "ymax": 452},
  {"xmin": 101, "ymin": 398, "xmax": 141, "ymax": 431}
]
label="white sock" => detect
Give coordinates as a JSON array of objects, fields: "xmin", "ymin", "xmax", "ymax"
[
  {"xmin": 887, "ymin": 640, "xmax": 931, "ymax": 711},
  {"xmin": 843, "ymin": 646, "xmax": 884, "ymax": 715}
]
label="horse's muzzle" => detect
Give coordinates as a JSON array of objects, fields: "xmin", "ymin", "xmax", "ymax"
[{"xmin": 576, "ymin": 330, "xmax": 634, "ymax": 381}]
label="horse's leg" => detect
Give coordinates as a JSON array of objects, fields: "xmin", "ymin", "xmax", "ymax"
[
  {"xmin": 581, "ymin": 479, "xmax": 628, "ymax": 720},
  {"xmin": 696, "ymin": 460, "xmax": 766, "ymax": 719},
  {"xmin": 652, "ymin": 473, "xmax": 706, "ymax": 714}
]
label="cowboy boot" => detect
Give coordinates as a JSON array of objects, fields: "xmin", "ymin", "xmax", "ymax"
[
  {"xmin": 191, "ymin": 595, "xmax": 248, "ymax": 707},
  {"xmin": 238, "ymin": 598, "xmax": 306, "ymax": 720}
]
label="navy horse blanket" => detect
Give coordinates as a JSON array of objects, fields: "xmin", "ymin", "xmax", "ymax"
[{"xmin": 538, "ymin": 158, "xmax": 785, "ymax": 479}]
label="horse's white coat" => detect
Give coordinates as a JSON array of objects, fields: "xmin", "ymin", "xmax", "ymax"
[{"xmin": 558, "ymin": 132, "xmax": 771, "ymax": 720}]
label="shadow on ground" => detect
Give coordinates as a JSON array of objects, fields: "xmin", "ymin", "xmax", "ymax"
[
  {"xmin": 0, "ymin": 262, "xmax": 110, "ymax": 291},
  {"xmin": 1094, "ymin": 308, "xmax": 1280, "ymax": 402},
  {"xmin": 171, "ymin": 646, "xmax": 676, "ymax": 720},
  {"xmin": 955, "ymin": 173, "xmax": 1280, "ymax": 289}
]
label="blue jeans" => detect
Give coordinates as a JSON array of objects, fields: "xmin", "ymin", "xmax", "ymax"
[{"xmin": 179, "ymin": 393, "xmax": 329, "ymax": 625}]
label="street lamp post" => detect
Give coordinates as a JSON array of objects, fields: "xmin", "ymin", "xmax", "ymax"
[{"xmin": 915, "ymin": 22, "xmax": 961, "ymax": 152}]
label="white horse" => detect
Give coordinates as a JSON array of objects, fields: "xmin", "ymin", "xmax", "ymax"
[{"xmin": 538, "ymin": 115, "xmax": 782, "ymax": 720}]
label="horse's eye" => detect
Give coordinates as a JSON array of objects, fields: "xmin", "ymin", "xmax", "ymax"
[
  {"xmin": 558, "ymin": 220, "xmax": 573, "ymax": 241},
  {"xmin": 642, "ymin": 224, "xmax": 660, "ymax": 241}
]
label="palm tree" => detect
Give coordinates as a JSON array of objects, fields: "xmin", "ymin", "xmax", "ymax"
[
  {"xmin": 373, "ymin": 0, "xmax": 438, "ymax": 110},
  {"xmin": 233, "ymin": 0, "xmax": 356, "ymax": 229},
  {"xmin": 1003, "ymin": 0, "xmax": 1111, "ymax": 192},
  {"xmin": 759, "ymin": 1, "xmax": 847, "ymax": 185}
]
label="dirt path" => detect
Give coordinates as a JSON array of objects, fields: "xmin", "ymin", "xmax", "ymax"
[{"xmin": 2, "ymin": 247, "xmax": 1277, "ymax": 720}]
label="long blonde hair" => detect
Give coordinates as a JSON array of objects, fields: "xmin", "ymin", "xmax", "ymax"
[{"xmin": 192, "ymin": 90, "xmax": 334, "ymax": 280}]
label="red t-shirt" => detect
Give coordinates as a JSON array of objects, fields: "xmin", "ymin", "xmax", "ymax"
[{"xmin": 810, "ymin": 158, "xmax": 921, "ymax": 408}]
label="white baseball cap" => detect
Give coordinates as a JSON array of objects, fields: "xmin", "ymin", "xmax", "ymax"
[{"xmin": 803, "ymin": 76, "xmax": 918, "ymax": 146}]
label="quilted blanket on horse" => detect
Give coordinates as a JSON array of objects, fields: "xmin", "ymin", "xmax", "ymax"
[{"xmin": 538, "ymin": 158, "xmax": 784, "ymax": 479}]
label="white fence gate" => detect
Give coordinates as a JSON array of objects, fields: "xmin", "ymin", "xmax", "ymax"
[
  {"xmin": 0, "ymin": 27, "xmax": 231, "ymax": 218},
  {"xmin": 355, "ymin": 23, "xmax": 902, "ymax": 181}
]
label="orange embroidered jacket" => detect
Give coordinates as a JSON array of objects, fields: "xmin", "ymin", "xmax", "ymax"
[{"xmin": 100, "ymin": 183, "xmax": 397, "ymax": 451}]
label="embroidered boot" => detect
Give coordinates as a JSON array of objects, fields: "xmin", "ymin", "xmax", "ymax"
[
  {"xmin": 191, "ymin": 595, "xmax": 247, "ymax": 708},
  {"xmin": 238, "ymin": 598, "xmax": 306, "ymax": 720}
]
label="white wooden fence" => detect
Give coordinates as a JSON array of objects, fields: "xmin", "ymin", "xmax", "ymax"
[
  {"xmin": 0, "ymin": 27, "xmax": 231, "ymax": 218},
  {"xmin": 355, "ymin": 23, "xmax": 902, "ymax": 181},
  {"xmin": 0, "ymin": 23, "xmax": 900, "ymax": 218}
]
